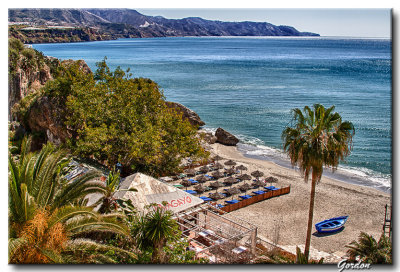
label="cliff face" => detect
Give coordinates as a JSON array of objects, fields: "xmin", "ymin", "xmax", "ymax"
[{"xmin": 9, "ymin": 56, "xmax": 55, "ymax": 120}]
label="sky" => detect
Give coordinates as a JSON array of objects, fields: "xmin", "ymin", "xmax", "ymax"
[{"xmin": 136, "ymin": 8, "xmax": 391, "ymax": 38}]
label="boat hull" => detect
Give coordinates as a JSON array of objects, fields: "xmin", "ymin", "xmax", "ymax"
[{"xmin": 315, "ymin": 216, "xmax": 348, "ymax": 233}]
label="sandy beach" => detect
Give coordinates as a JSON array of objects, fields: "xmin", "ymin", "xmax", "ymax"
[{"xmin": 192, "ymin": 142, "xmax": 391, "ymax": 262}]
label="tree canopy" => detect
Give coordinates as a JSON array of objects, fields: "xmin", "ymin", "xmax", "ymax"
[{"xmin": 44, "ymin": 59, "xmax": 208, "ymax": 177}]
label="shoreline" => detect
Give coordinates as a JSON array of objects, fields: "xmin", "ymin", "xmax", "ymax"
[
  {"xmin": 207, "ymin": 142, "xmax": 391, "ymax": 261},
  {"xmin": 201, "ymin": 127, "xmax": 391, "ymax": 194},
  {"xmin": 237, "ymin": 144, "xmax": 391, "ymax": 194}
]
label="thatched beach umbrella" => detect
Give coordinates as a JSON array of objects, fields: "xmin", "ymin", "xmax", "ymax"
[
  {"xmin": 236, "ymin": 165, "xmax": 248, "ymax": 174},
  {"xmin": 224, "ymin": 159, "xmax": 237, "ymax": 166},
  {"xmin": 209, "ymin": 192, "xmax": 224, "ymax": 200},
  {"xmin": 194, "ymin": 184, "xmax": 206, "ymax": 195},
  {"xmin": 224, "ymin": 176, "xmax": 236, "ymax": 187},
  {"xmin": 209, "ymin": 181, "xmax": 224, "ymax": 192},
  {"xmin": 265, "ymin": 176, "xmax": 278, "ymax": 186},
  {"xmin": 226, "ymin": 186, "xmax": 241, "ymax": 200},
  {"xmin": 181, "ymin": 179, "xmax": 192, "ymax": 190},
  {"xmin": 185, "ymin": 168, "xmax": 196, "ymax": 177},
  {"xmin": 199, "ymin": 165, "xmax": 210, "ymax": 173},
  {"xmin": 214, "ymin": 162, "xmax": 224, "ymax": 170},
  {"xmin": 239, "ymin": 183, "xmax": 252, "ymax": 192},
  {"xmin": 225, "ymin": 167, "xmax": 236, "ymax": 176},
  {"xmin": 213, "ymin": 155, "xmax": 223, "ymax": 162},
  {"xmin": 196, "ymin": 175, "xmax": 208, "ymax": 183},
  {"xmin": 238, "ymin": 173, "xmax": 252, "ymax": 182},
  {"xmin": 252, "ymin": 179, "xmax": 265, "ymax": 189},
  {"xmin": 211, "ymin": 170, "xmax": 224, "ymax": 180},
  {"xmin": 251, "ymin": 170, "xmax": 264, "ymax": 181}
]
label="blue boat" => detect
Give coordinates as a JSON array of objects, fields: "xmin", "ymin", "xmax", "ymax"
[{"xmin": 315, "ymin": 216, "xmax": 348, "ymax": 233}]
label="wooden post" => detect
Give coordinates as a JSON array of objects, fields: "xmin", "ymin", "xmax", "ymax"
[{"xmin": 251, "ymin": 227, "xmax": 257, "ymax": 255}]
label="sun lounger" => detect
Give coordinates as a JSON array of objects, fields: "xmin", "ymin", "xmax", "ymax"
[
  {"xmin": 239, "ymin": 195, "xmax": 252, "ymax": 200},
  {"xmin": 252, "ymin": 190, "xmax": 265, "ymax": 195},
  {"xmin": 188, "ymin": 178, "xmax": 198, "ymax": 184},
  {"xmin": 264, "ymin": 186, "xmax": 279, "ymax": 191},
  {"xmin": 185, "ymin": 190, "xmax": 197, "ymax": 195},
  {"xmin": 225, "ymin": 199, "xmax": 240, "ymax": 205},
  {"xmin": 216, "ymin": 204, "xmax": 225, "ymax": 208},
  {"xmin": 200, "ymin": 196, "xmax": 213, "ymax": 201},
  {"xmin": 173, "ymin": 184, "xmax": 184, "ymax": 188}
]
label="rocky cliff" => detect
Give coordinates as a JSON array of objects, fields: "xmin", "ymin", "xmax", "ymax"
[{"xmin": 8, "ymin": 38, "xmax": 59, "ymax": 120}]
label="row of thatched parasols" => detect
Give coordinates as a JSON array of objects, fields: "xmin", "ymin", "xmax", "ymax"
[{"xmin": 180, "ymin": 155, "xmax": 279, "ymax": 200}]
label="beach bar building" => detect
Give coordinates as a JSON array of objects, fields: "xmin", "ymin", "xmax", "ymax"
[{"xmin": 91, "ymin": 172, "xmax": 258, "ymax": 263}]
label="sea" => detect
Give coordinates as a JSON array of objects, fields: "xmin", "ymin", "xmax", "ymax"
[{"xmin": 33, "ymin": 36, "xmax": 392, "ymax": 193}]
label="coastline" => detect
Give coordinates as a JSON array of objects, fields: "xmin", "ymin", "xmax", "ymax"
[
  {"xmin": 200, "ymin": 127, "xmax": 391, "ymax": 194},
  {"xmin": 207, "ymin": 142, "xmax": 391, "ymax": 261}
]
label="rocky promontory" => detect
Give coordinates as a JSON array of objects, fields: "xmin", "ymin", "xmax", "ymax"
[{"xmin": 165, "ymin": 101, "xmax": 205, "ymax": 128}]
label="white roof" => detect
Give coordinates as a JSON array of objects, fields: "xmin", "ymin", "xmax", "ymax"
[{"xmin": 113, "ymin": 172, "xmax": 204, "ymax": 213}]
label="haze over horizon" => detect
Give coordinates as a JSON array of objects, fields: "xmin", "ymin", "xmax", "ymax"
[{"xmin": 136, "ymin": 8, "xmax": 391, "ymax": 38}]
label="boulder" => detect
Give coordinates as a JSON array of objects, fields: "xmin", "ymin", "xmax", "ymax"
[
  {"xmin": 215, "ymin": 127, "xmax": 239, "ymax": 146},
  {"xmin": 165, "ymin": 101, "xmax": 205, "ymax": 128},
  {"xmin": 202, "ymin": 132, "xmax": 217, "ymax": 144}
]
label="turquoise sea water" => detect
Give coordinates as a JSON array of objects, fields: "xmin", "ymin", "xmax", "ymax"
[{"xmin": 33, "ymin": 37, "xmax": 392, "ymax": 193}]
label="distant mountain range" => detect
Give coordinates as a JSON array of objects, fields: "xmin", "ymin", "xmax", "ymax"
[{"xmin": 9, "ymin": 8, "xmax": 319, "ymax": 43}]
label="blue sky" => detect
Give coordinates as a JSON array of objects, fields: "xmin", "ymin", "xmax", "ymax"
[{"xmin": 136, "ymin": 9, "xmax": 391, "ymax": 38}]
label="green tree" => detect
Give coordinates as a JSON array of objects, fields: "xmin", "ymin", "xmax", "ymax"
[
  {"xmin": 131, "ymin": 205, "xmax": 179, "ymax": 263},
  {"xmin": 346, "ymin": 232, "xmax": 392, "ymax": 264},
  {"xmin": 8, "ymin": 137, "xmax": 135, "ymax": 263},
  {"xmin": 281, "ymin": 104, "xmax": 354, "ymax": 260},
  {"xmin": 43, "ymin": 59, "xmax": 208, "ymax": 177}
]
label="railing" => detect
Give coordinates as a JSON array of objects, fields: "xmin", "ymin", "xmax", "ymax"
[{"xmin": 220, "ymin": 186, "xmax": 290, "ymax": 213}]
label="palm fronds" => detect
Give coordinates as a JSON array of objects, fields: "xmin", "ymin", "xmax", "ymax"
[{"xmin": 346, "ymin": 232, "xmax": 392, "ymax": 264}]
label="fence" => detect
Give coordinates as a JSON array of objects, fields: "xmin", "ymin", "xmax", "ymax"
[{"xmin": 220, "ymin": 186, "xmax": 290, "ymax": 213}]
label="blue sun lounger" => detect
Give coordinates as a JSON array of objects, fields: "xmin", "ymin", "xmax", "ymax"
[
  {"xmin": 239, "ymin": 195, "xmax": 252, "ymax": 200},
  {"xmin": 225, "ymin": 199, "xmax": 240, "ymax": 205},
  {"xmin": 185, "ymin": 190, "xmax": 197, "ymax": 195},
  {"xmin": 264, "ymin": 186, "xmax": 279, "ymax": 191},
  {"xmin": 252, "ymin": 190, "xmax": 265, "ymax": 195},
  {"xmin": 188, "ymin": 178, "xmax": 198, "ymax": 184},
  {"xmin": 200, "ymin": 196, "xmax": 213, "ymax": 201}
]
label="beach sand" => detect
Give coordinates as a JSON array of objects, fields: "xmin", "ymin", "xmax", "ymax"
[{"xmin": 206, "ymin": 143, "xmax": 391, "ymax": 261}]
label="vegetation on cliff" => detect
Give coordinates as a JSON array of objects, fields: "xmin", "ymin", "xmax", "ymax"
[{"xmin": 15, "ymin": 55, "xmax": 208, "ymax": 177}]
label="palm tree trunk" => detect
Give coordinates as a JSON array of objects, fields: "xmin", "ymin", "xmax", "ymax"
[{"xmin": 304, "ymin": 171, "xmax": 318, "ymax": 260}]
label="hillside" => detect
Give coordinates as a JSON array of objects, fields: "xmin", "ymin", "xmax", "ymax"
[{"xmin": 9, "ymin": 8, "xmax": 319, "ymax": 43}]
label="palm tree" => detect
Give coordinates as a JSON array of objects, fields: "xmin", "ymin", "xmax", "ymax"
[
  {"xmin": 346, "ymin": 232, "xmax": 392, "ymax": 264},
  {"xmin": 8, "ymin": 137, "xmax": 135, "ymax": 263},
  {"xmin": 281, "ymin": 104, "xmax": 355, "ymax": 260},
  {"xmin": 95, "ymin": 169, "xmax": 137, "ymax": 214},
  {"xmin": 131, "ymin": 205, "xmax": 179, "ymax": 263}
]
